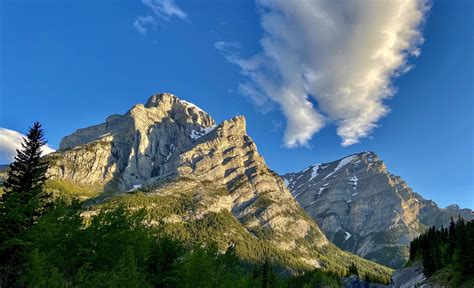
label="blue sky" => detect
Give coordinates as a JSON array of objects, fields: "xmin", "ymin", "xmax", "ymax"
[{"xmin": 0, "ymin": 0, "xmax": 472, "ymax": 208}]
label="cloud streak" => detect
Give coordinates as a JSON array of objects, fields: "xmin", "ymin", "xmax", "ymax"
[
  {"xmin": 217, "ymin": 0, "xmax": 430, "ymax": 147},
  {"xmin": 134, "ymin": 0, "xmax": 188, "ymax": 35},
  {"xmin": 133, "ymin": 15, "xmax": 157, "ymax": 35},
  {"xmin": 142, "ymin": 0, "xmax": 188, "ymax": 21},
  {"xmin": 0, "ymin": 128, "xmax": 55, "ymax": 164}
]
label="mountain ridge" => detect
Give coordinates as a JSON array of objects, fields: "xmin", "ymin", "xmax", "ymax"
[
  {"xmin": 282, "ymin": 151, "xmax": 473, "ymax": 268},
  {"xmin": 43, "ymin": 92, "xmax": 392, "ymax": 281}
]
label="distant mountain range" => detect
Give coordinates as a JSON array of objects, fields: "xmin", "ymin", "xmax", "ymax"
[
  {"xmin": 41, "ymin": 93, "xmax": 391, "ymax": 280},
  {"xmin": 282, "ymin": 152, "xmax": 473, "ymax": 268}
]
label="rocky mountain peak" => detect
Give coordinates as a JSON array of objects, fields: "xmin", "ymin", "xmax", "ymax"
[
  {"xmin": 282, "ymin": 152, "xmax": 473, "ymax": 268},
  {"xmin": 59, "ymin": 93, "xmax": 215, "ymax": 151},
  {"xmin": 45, "ymin": 92, "xmax": 347, "ymax": 267},
  {"xmin": 50, "ymin": 93, "xmax": 219, "ymax": 190},
  {"xmin": 143, "ymin": 92, "xmax": 212, "ymax": 122},
  {"xmin": 144, "ymin": 92, "xmax": 177, "ymax": 107}
]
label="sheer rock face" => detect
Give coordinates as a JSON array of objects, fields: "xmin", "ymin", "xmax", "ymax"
[
  {"xmin": 282, "ymin": 152, "xmax": 473, "ymax": 268},
  {"xmin": 47, "ymin": 93, "xmax": 328, "ymax": 261},
  {"xmin": 49, "ymin": 93, "xmax": 216, "ymax": 190}
]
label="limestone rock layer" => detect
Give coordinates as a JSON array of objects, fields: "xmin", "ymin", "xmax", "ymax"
[
  {"xmin": 282, "ymin": 152, "xmax": 473, "ymax": 268},
  {"xmin": 47, "ymin": 93, "xmax": 331, "ymax": 264}
]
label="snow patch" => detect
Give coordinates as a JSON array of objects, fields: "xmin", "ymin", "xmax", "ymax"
[
  {"xmin": 190, "ymin": 125, "xmax": 216, "ymax": 140},
  {"xmin": 180, "ymin": 100, "xmax": 205, "ymax": 113},
  {"xmin": 283, "ymin": 178, "xmax": 289, "ymax": 187},
  {"xmin": 344, "ymin": 231, "xmax": 352, "ymax": 240},
  {"xmin": 166, "ymin": 143, "xmax": 175, "ymax": 161},
  {"xmin": 293, "ymin": 191, "xmax": 305, "ymax": 198},
  {"xmin": 309, "ymin": 164, "xmax": 321, "ymax": 181},
  {"xmin": 349, "ymin": 174, "xmax": 358, "ymax": 189},
  {"xmin": 323, "ymin": 155, "xmax": 357, "ymax": 180},
  {"xmin": 128, "ymin": 184, "xmax": 142, "ymax": 192}
]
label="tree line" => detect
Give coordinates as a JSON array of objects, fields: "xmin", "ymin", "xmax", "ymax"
[{"xmin": 409, "ymin": 216, "xmax": 474, "ymax": 285}]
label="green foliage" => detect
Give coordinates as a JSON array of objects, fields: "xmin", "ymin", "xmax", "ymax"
[
  {"xmin": 92, "ymin": 191, "xmax": 392, "ymax": 285},
  {"xmin": 0, "ymin": 122, "xmax": 52, "ymax": 287},
  {"xmin": 22, "ymin": 202, "xmax": 345, "ymax": 287},
  {"xmin": 287, "ymin": 269, "xmax": 340, "ymax": 288},
  {"xmin": 44, "ymin": 179, "xmax": 103, "ymax": 201},
  {"xmin": 409, "ymin": 217, "xmax": 474, "ymax": 286}
]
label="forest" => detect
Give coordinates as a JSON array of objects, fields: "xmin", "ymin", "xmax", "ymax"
[{"xmin": 409, "ymin": 216, "xmax": 474, "ymax": 286}]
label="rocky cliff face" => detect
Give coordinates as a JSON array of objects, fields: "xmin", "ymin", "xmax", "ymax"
[
  {"xmin": 48, "ymin": 93, "xmax": 216, "ymax": 190},
  {"xmin": 282, "ymin": 152, "xmax": 473, "ymax": 268},
  {"xmin": 46, "ymin": 93, "xmax": 332, "ymax": 266}
]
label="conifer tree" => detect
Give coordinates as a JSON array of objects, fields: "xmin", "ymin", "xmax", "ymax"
[
  {"xmin": 0, "ymin": 122, "xmax": 51, "ymax": 286},
  {"xmin": 261, "ymin": 258, "xmax": 270, "ymax": 288},
  {"xmin": 348, "ymin": 262, "xmax": 359, "ymax": 277},
  {"xmin": 448, "ymin": 217, "xmax": 456, "ymax": 257}
]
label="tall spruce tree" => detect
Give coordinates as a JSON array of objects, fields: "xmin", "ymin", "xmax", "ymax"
[{"xmin": 0, "ymin": 122, "xmax": 51, "ymax": 286}]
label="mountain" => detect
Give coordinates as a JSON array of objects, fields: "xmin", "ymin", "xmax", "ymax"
[
  {"xmin": 44, "ymin": 93, "xmax": 391, "ymax": 281},
  {"xmin": 281, "ymin": 152, "xmax": 473, "ymax": 268}
]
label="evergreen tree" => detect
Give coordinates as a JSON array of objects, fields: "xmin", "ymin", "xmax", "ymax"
[
  {"xmin": 260, "ymin": 258, "xmax": 271, "ymax": 288},
  {"xmin": 348, "ymin": 262, "xmax": 359, "ymax": 277},
  {"xmin": 0, "ymin": 122, "xmax": 51, "ymax": 286},
  {"xmin": 448, "ymin": 217, "xmax": 456, "ymax": 257},
  {"xmin": 409, "ymin": 217, "xmax": 474, "ymax": 285},
  {"xmin": 182, "ymin": 246, "xmax": 215, "ymax": 287},
  {"xmin": 465, "ymin": 221, "xmax": 474, "ymax": 279}
]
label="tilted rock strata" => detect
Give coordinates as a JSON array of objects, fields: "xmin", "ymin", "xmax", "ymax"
[
  {"xmin": 46, "ymin": 93, "xmax": 329, "ymax": 266},
  {"xmin": 48, "ymin": 93, "xmax": 216, "ymax": 190},
  {"xmin": 282, "ymin": 152, "xmax": 473, "ymax": 268}
]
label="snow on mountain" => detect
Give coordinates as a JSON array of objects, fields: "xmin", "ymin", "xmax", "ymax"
[{"xmin": 282, "ymin": 151, "xmax": 473, "ymax": 268}]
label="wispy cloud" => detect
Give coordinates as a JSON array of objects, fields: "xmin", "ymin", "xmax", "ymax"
[
  {"xmin": 0, "ymin": 128, "xmax": 55, "ymax": 164},
  {"xmin": 133, "ymin": 15, "xmax": 157, "ymax": 35},
  {"xmin": 143, "ymin": 0, "xmax": 188, "ymax": 21},
  {"xmin": 134, "ymin": 0, "xmax": 188, "ymax": 35},
  {"xmin": 216, "ymin": 0, "xmax": 430, "ymax": 147}
]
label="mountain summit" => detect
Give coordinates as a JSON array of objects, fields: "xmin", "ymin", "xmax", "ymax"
[
  {"xmin": 53, "ymin": 93, "xmax": 216, "ymax": 190},
  {"xmin": 282, "ymin": 151, "xmax": 473, "ymax": 268},
  {"xmin": 45, "ymin": 93, "xmax": 390, "ymax": 278}
]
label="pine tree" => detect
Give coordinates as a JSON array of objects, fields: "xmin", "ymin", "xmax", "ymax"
[
  {"xmin": 0, "ymin": 122, "xmax": 51, "ymax": 286},
  {"xmin": 448, "ymin": 217, "xmax": 456, "ymax": 258},
  {"xmin": 261, "ymin": 258, "xmax": 270, "ymax": 288},
  {"xmin": 348, "ymin": 262, "xmax": 359, "ymax": 277}
]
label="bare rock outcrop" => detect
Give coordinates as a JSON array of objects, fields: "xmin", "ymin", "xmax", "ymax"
[
  {"xmin": 46, "ymin": 93, "xmax": 329, "ymax": 264},
  {"xmin": 282, "ymin": 152, "xmax": 473, "ymax": 268}
]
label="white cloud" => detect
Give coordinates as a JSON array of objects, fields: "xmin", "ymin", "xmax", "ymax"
[
  {"xmin": 0, "ymin": 128, "xmax": 55, "ymax": 164},
  {"xmin": 142, "ymin": 0, "xmax": 188, "ymax": 21},
  {"xmin": 134, "ymin": 0, "xmax": 188, "ymax": 35},
  {"xmin": 133, "ymin": 15, "xmax": 157, "ymax": 35},
  {"xmin": 216, "ymin": 0, "xmax": 430, "ymax": 147}
]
